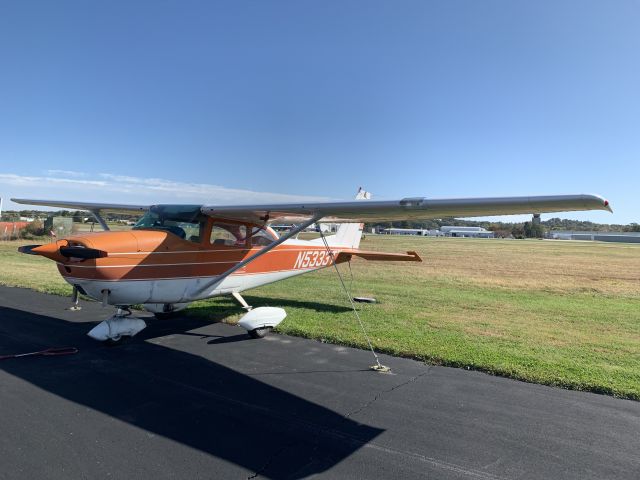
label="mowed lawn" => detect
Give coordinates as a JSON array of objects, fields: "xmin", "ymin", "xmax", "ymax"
[{"xmin": 1, "ymin": 236, "xmax": 639, "ymax": 399}]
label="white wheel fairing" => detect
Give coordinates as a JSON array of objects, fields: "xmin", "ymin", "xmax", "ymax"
[
  {"xmin": 87, "ymin": 317, "xmax": 147, "ymax": 341},
  {"xmin": 238, "ymin": 307, "xmax": 287, "ymax": 331}
]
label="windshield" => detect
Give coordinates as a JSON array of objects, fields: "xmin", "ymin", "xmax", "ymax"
[{"xmin": 133, "ymin": 205, "xmax": 205, "ymax": 242}]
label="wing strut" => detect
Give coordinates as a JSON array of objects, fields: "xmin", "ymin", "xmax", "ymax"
[
  {"xmin": 90, "ymin": 210, "xmax": 110, "ymax": 231},
  {"xmin": 188, "ymin": 215, "xmax": 321, "ymax": 300}
]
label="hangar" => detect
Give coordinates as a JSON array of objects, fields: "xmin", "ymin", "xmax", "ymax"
[
  {"xmin": 549, "ymin": 230, "xmax": 640, "ymax": 243},
  {"xmin": 440, "ymin": 226, "xmax": 495, "ymax": 238},
  {"xmin": 381, "ymin": 227, "xmax": 441, "ymax": 236},
  {"xmin": 381, "ymin": 226, "xmax": 495, "ymax": 238}
]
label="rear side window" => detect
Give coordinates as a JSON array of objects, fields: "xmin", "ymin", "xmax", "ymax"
[{"xmin": 251, "ymin": 227, "xmax": 277, "ymax": 247}]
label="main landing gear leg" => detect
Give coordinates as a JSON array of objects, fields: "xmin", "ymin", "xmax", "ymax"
[
  {"xmin": 232, "ymin": 291, "xmax": 252, "ymax": 311},
  {"xmin": 232, "ymin": 292, "xmax": 266, "ymax": 338},
  {"xmin": 87, "ymin": 307, "xmax": 147, "ymax": 344}
]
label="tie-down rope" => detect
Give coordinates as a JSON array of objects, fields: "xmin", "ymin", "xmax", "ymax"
[{"xmin": 318, "ymin": 231, "xmax": 389, "ymax": 372}]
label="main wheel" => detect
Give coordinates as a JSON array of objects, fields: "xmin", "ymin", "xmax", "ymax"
[
  {"xmin": 105, "ymin": 335, "xmax": 128, "ymax": 346},
  {"xmin": 248, "ymin": 327, "xmax": 272, "ymax": 339}
]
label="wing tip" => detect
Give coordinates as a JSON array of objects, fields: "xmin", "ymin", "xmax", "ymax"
[{"xmin": 585, "ymin": 194, "xmax": 612, "ymax": 213}]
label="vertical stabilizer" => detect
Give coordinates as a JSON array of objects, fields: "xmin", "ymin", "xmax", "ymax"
[
  {"xmin": 353, "ymin": 187, "xmax": 371, "ymax": 201},
  {"xmin": 313, "ymin": 188, "xmax": 371, "ymax": 248}
]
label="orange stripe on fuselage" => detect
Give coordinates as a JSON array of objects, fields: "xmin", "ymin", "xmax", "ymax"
[
  {"xmin": 57, "ymin": 244, "xmax": 344, "ymax": 281},
  {"xmin": 44, "ymin": 229, "xmax": 351, "ymax": 282}
]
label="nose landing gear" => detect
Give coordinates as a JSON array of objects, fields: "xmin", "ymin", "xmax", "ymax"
[{"xmin": 87, "ymin": 307, "xmax": 147, "ymax": 344}]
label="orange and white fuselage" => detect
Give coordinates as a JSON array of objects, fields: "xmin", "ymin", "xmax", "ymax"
[{"xmin": 31, "ymin": 225, "xmax": 420, "ymax": 310}]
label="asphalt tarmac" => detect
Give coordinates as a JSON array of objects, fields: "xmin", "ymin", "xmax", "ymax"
[{"xmin": 0, "ymin": 285, "xmax": 638, "ymax": 479}]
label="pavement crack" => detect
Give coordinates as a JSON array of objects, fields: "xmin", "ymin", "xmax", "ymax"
[
  {"xmin": 345, "ymin": 367, "xmax": 431, "ymax": 419},
  {"xmin": 245, "ymin": 368, "xmax": 435, "ymax": 479}
]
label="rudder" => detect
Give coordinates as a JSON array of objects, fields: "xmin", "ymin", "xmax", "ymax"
[{"xmin": 316, "ymin": 187, "xmax": 371, "ymax": 249}]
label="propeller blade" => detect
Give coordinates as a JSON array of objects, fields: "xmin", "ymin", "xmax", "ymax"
[
  {"xmin": 59, "ymin": 247, "xmax": 107, "ymax": 259},
  {"xmin": 17, "ymin": 244, "xmax": 42, "ymax": 255}
]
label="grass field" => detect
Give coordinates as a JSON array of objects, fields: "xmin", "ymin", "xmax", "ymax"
[{"xmin": 1, "ymin": 236, "xmax": 639, "ymax": 400}]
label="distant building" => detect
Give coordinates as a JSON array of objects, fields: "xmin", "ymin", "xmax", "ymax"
[
  {"xmin": 318, "ymin": 223, "xmax": 339, "ymax": 233},
  {"xmin": 380, "ymin": 226, "xmax": 494, "ymax": 238},
  {"xmin": 549, "ymin": 230, "xmax": 640, "ymax": 244},
  {"xmin": 271, "ymin": 224, "xmax": 294, "ymax": 232},
  {"xmin": 440, "ymin": 226, "xmax": 494, "ymax": 238},
  {"xmin": 381, "ymin": 228, "xmax": 442, "ymax": 236}
]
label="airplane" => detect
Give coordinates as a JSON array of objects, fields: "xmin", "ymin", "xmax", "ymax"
[{"xmin": 12, "ymin": 190, "xmax": 612, "ymax": 344}]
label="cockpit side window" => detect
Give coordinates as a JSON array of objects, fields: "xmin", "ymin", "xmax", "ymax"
[{"xmin": 210, "ymin": 223, "xmax": 247, "ymax": 247}]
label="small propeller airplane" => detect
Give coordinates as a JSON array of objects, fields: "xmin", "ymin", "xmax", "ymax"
[{"xmin": 12, "ymin": 190, "xmax": 611, "ymax": 344}]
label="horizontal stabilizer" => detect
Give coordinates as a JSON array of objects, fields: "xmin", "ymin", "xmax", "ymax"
[{"xmin": 337, "ymin": 250, "xmax": 422, "ymax": 262}]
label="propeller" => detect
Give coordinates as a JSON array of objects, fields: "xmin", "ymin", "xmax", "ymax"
[{"xmin": 18, "ymin": 244, "xmax": 106, "ymax": 259}]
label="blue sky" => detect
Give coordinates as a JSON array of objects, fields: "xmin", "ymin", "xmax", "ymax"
[{"xmin": 0, "ymin": 1, "xmax": 637, "ymax": 223}]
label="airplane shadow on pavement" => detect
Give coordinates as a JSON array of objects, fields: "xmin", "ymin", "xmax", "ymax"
[
  {"xmin": 184, "ymin": 294, "xmax": 354, "ymax": 319},
  {"xmin": 0, "ymin": 305, "xmax": 383, "ymax": 479}
]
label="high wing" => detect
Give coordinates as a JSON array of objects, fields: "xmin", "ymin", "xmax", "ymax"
[
  {"xmin": 202, "ymin": 194, "xmax": 612, "ymax": 224},
  {"xmin": 11, "ymin": 199, "xmax": 149, "ymax": 215},
  {"xmin": 12, "ymin": 194, "xmax": 612, "ymax": 225},
  {"xmin": 11, "ymin": 198, "xmax": 150, "ymax": 230}
]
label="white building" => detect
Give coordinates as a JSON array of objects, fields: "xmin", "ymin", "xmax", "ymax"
[
  {"xmin": 381, "ymin": 228, "xmax": 442, "ymax": 236},
  {"xmin": 549, "ymin": 230, "xmax": 640, "ymax": 243},
  {"xmin": 440, "ymin": 226, "xmax": 494, "ymax": 238}
]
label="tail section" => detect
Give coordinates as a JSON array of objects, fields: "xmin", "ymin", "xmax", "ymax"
[
  {"xmin": 311, "ymin": 187, "xmax": 371, "ymax": 249},
  {"xmin": 330, "ymin": 222, "xmax": 364, "ymax": 249}
]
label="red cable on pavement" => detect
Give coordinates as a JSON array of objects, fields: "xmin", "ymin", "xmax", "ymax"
[{"xmin": 0, "ymin": 347, "xmax": 78, "ymax": 360}]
